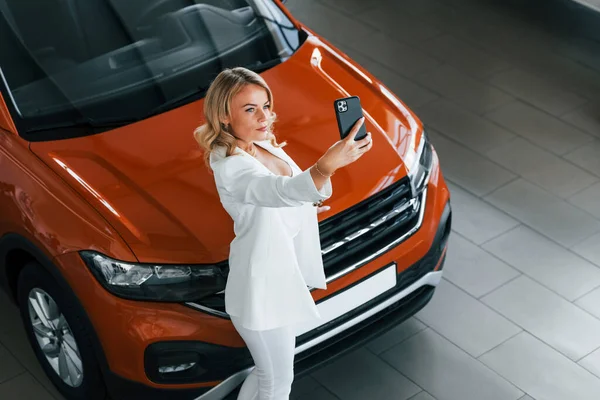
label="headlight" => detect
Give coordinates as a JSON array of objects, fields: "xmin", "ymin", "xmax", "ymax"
[
  {"xmin": 408, "ymin": 131, "xmax": 433, "ymax": 196},
  {"xmin": 79, "ymin": 251, "xmax": 228, "ymax": 302}
]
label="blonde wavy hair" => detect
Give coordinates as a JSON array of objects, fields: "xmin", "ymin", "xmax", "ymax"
[{"xmin": 193, "ymin": 67, "xmax": 286, "ymax": 169}]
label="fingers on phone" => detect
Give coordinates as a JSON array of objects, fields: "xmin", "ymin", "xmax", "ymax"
[
  {"xmin": 347, "ymin": 117, "xmax": 366, "ymax": 140},
  {"xmin": 358, "ymin": 132, "xmax": 372, "ymax": 151},
  {"xmin": 359, "ymin": 132, "xmax": 372, "ymax": 144}
]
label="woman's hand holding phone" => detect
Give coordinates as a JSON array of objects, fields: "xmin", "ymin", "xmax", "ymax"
[{"xmin": 316, "ymin": 117, "xmax": 373, "ymax": 176}]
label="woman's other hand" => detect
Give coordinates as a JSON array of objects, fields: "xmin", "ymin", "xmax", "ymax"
[{"xmin": 316, "ymin": 205, "xmax": 331, "ymax": 214}]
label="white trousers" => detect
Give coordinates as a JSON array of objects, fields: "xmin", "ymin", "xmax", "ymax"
[{"xmin": 230, "ymin": 316, "xmax": 296, "ymax": 400}]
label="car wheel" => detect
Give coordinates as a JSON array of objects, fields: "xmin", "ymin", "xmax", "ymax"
[{"xmin": 17, "ymin": 261, "xmax": 107, "ymax": 400}]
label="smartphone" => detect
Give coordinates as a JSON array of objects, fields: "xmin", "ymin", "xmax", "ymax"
[{"xmin": 334, "ymin": 96, "xmax": 368, "ymax": 141}]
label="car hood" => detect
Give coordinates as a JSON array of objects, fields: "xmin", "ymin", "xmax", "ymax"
[{"xmin": 29, "ymin": 35, "xmax": 423, "ymax": 264}]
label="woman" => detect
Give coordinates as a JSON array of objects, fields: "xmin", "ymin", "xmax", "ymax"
[{"xmin": 193, "ymin": 67, "xmax": 373, "ymax": 400}]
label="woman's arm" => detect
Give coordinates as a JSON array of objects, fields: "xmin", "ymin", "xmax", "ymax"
[{"xmin": 215, "ymin": 156, "xmax": 332, "ymax": 208}]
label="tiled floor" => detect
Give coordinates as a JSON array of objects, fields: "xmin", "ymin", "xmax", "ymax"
[{"xmin": 2, "ymin": 0, "xmax": 600, "ymax": 399}]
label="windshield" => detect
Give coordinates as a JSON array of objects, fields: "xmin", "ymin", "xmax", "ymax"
[{"xmin": 0, "ymin": 0, "xmax": 304, "ymax": 140}]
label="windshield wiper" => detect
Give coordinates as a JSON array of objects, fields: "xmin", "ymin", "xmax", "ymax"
[
  {"xmin": 24, "ymin": 87, "xmax": 209, "ymax": 134},
  {"xmin": 144, "ymin": 86, "xmax": 209, "ymax": 118},
  {"xmin": 26, "ymin": 116, "xmax": 141, "ymax": 134},
  {"xmin": 247, "ymin": 58, "xmax": 283, "ymax": 74}
]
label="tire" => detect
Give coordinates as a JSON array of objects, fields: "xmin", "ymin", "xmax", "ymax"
[{"xmin": 17, "ymin": 261, "xmax": 107, "ymax": 400}]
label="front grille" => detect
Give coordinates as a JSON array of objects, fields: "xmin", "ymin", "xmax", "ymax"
[
  {"xmin": 319, "ymin": 176, "xmax": 421, "ymax": 280},
  {"xmin": 296, "ymin": 201, "xmax": 451, "ymax": 347}
]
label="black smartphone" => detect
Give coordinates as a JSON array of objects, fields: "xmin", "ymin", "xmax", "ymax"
[{"xmin": 334, "ymin": 96, "xmax": 368, "ymax": 141}]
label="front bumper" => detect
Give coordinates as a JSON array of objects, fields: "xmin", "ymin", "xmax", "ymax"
[{"xmin": 102, "ymin": 198, "xmax": 451, "ymax": 400}]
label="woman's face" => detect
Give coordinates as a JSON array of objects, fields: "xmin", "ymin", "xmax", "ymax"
[{"xmin": 224, "ymin": 84, "xmax": 272, "ymax": 144}]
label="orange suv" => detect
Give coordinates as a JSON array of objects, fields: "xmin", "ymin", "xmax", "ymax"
[{"xmin": 0, "ymin": 0, "xmax": 451, "ymax": 399}]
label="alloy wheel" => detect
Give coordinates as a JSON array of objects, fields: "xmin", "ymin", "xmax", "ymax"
[{"xmin": 27, "ymin": 288, "xmax": 84, "ymax": 387}]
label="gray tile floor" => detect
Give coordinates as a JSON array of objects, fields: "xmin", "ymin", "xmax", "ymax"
[{"xmin": 2, "ymin": 0, "xmax": 600, "ymax": 399}]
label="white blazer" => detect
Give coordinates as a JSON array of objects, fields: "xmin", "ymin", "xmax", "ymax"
[{"xmin": 209, "ymin": 140, "xmax": 333, "ymax": 331}]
